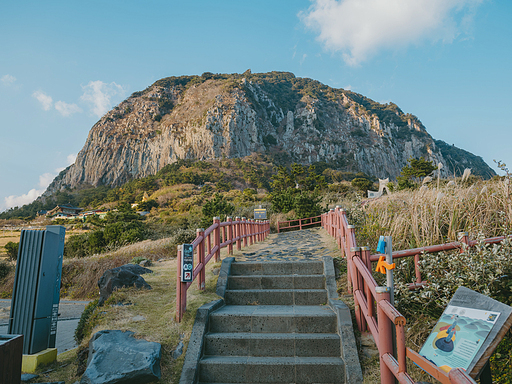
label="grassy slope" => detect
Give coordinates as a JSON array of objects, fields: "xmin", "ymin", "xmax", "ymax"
[{"xmin": 32, "ymin": 251, "xmax": 224, "ymax": 383}]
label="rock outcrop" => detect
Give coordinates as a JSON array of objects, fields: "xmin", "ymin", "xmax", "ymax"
[
  {"xmin": 81, "ymin": 330, "xmax": 161, "ymax": 384},
  {"xmin": 44, "ymin": 71, "xmax": 494, "ymax": 195},
  {"xmin": 98, "ymin": 264, "xmax": 152, "ymax": 305}
]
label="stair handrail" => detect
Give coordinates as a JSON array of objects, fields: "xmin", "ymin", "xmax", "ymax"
[
  {"xmin": 320, "ymin": 207, "xmax": 482, "ymax": 384},
  {"xmin": 176, "ymin": 216, "xmax": 270, "ymax": 322}
]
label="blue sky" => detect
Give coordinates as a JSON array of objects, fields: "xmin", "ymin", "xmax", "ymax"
[{"xmin": 1, "ymin": 0, "xmax": 510, "ymax": 212}]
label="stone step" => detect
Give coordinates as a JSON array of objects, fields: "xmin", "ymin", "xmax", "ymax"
[
  {"xmin": 228, "ymin": 275, "xmax": 325, "ymax": 290},
  {"xmin": 230, "ymin": 261, "xmax": 324, "ymax": 276},
  {"xmin": 209, "ymin": 305, "xmax": 337, "ymax": 334},
  {"xmin": 224, "ymin": 289, "xmax": 328, "ymax": 306},
  {"xmin": 204, "ymin": 332, "xmax": 341, "ymax": 357},
  {"xmin": 198, "ymin": 356, "xmax": 345, "ymax": 383}
]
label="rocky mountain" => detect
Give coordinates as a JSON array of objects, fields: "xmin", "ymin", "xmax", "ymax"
[{"xmin": 45, "ymin": 71, "xmax": 494, "ymax": 195}]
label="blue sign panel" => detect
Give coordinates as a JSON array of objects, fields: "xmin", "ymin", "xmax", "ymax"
[{"xmin": 181, "ymin": 244, "xmax": 194, "ymax": 283}]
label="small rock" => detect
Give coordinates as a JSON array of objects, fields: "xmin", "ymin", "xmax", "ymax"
[
  {"xmin": 131, "ymin": 315, "xmax": 146, "ymax": 322},
  {"xmin": 140, "ymin": 259, "xmax": 152, "ymax": 267},
  {"xmin": 97, "ymin": 264, "xmax": 153, "ymax": 306},
  {"xmin": 171, "ymin": 341, "xmax": 184, "ymax": 359},
  {"xmin": 211, "ymin": 267, "xmax": 220, "ymax": 275},
  {"xmin": 20, "ymin": 373, "xmax": 39, "ymax": 382}
]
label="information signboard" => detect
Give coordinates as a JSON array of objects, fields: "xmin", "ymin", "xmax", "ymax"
[
  {"xmin": 180, "ymin": 244, "xmax": 193, "ymax": 283},
  {"xmin": 254, "ymin": 208, "xmax": 267, "ymax": 219},
  {"xmin": 418, "ymin": 286, "xmax": 512, "ymax": 376}
]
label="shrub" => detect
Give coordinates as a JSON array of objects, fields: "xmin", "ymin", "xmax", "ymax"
[
  {"xmin": 74, "ymin": 299, "xmax": 100, "ymax": 344},
  {"xmin": 0, "ymin": 261, "xmax": 11, "ymax": 281},
  {"xmin": 64, "ymin": 234, "xmax": 90, "ymax": 258},
  {"xmin": 351, "ymin": 178, "xmax": 374, "ymax": 192},
  {"xmin": 4, "ymin": 241, "xmax": 19, "ymax": 261},
  {"xmin": 131, "ymin": 256, "xmax": 146, "ymax": 265}
]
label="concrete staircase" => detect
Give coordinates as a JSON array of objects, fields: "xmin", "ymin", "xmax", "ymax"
[{"xmin": 197, "ymin": 260, "xmax": 346, "ymax": 384}]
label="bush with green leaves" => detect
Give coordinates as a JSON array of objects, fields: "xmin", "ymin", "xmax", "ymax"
[
  {"xmin": 393, "ymin": 237, "xmax": 512, "ymax": 382},
  {"xmin": 0, "ymin": 261, "xmax": 11, "ymax": 281},
  {"xmin": 74, "ymin": 299, "xmax": 99, "ymax": 344},
  {"xmin": 201, "ymin": 193, "xmax": 235, "ymax": 228},
  {"xmin": 4, "ymin": 241, "xmax": 19, "ymax": 261}
]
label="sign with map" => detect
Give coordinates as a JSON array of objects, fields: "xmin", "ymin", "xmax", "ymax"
[
  {"xmin": 418, "ymin": 287, "xmax": 512, "ymax": 377},
  {"xmin": 419, "ymin": 305, "xmax": 500, "ymax": 372}
]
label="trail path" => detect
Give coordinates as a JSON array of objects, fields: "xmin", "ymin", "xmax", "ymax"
[{"xmin": 233, "ymin": 227, "xmax": 340, "ymax": 262}]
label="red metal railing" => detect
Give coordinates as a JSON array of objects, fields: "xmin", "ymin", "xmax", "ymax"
[
  {"xmin": 277, "ymin": 215, "xmax": 322, "ymax": 233},
  {"xmin": 176, "ymin": 216, "xmax": 270, "ymax": 322},
  {"xmin": 321, "ymin": 206, "xmax": 498, "ymax": 384}
]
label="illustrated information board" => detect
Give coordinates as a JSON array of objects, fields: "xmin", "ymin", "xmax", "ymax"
[
  {"xmin": 180, "ymin": 244, "xmax": 193, "ymax": 282},
  {"xmin": 419, "ymin": 305, "xmax": 500, "ymax": 372}
]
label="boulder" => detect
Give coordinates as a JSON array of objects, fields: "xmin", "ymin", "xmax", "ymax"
[
  {"xmin": 98, "ymin": 264, "xmax": 152, "ymax": 305},
  {"xmin": 81, "ymin": 330, "xmax": 161, "ymax": 384}
]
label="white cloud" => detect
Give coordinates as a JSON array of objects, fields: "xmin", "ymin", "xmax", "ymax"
[
  {"xmin": 55, "ymin": 100, "xmax": 82, "ymax": 117},
  {"xmin": 81, "ymin": 80, "xmax": 126, "ymax": 117},
  {"xmin": 33, "ymin": 90, "xmax": 53, "ymax": 110},
  {"xmin": 1, "ymin": 74, "xmax": 16, "ymax": 85},
  {"xmin": 1, "ymin": 154, "xmax": 79, "ymax": 211},
  {"xmin": 4, "ymin": 189, "xmax": 44, "ymax": 211},
  {"xmin": 38, "ymin": 173, "xmax": 56, "ymax": 189},
  {"xmin": 67, "ymin": 153, "xmax": 77, "ymax": 165},
  {"xmin": 300, "ymin": 0, "xmax": 484, "ymax": 66}
]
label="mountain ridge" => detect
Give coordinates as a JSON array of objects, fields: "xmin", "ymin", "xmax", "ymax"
[{"xmin": 43, "ymin": 70, "xmax": 495, "ymax": 197}]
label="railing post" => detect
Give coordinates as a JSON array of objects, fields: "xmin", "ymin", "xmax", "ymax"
[
  {"xmin": 235, "ymin": 217, "xmax": 242, "ymax": 250},
  {"xmin": 376, "ymin": 286, "xmax": 395, "ymax": 384},
  {"xmin": 346, "ymin": 225, "xmax": 356, "ymax": 293},
  {"xmin": 299, "ymin": 217, "xmax": 303, "ymax": 230},
  {"xmin": 213, "ymin": 217, "xmax": 221, "ymax": 262},
  {"xmin": 350, "ymin": 246, "xmax": 364, "ymax": 332},
  {"xmin": 362, "ymin": 247, "xmax": 374, "ymax": 321},
  {"xmin": 458, "ymin": 231, "xmax": 470, "ymax": 253},
  {"xmin": 335, "ymin": 206, "xmax": 342, "ymax": 248},
  {"xmin": 414, "ymin": 254, "xmax": 421, "ymax": 284},
  {"xmin": 359, "ymin": 246, "xmax": 370, "ymax": 333},
  {"xmin": 242, "ymin": 217, "xmax": 248, "ymax": 247},
  {"xmin": 249, "ymin": 219, "xmax": 254, "ymax": 245},
  {"xmin": 340, "ymin": 209, "xmax": 347, "ymax": 257},
  {"xmin": 227, "ymin": 217, "xmax": 233, "ymax": 255},
  {"xmin": 197, "ymin": 228, "xmax": 205, "ymax": 290}
]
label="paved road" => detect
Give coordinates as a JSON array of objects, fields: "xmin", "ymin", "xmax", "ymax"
[{"xmin": 0, "ymin": 299, "xmax": 89, "ymax": 354}]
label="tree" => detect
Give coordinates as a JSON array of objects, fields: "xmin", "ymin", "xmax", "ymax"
[
  {"xmin": 397, "ymin": 157, "xmax": 436, "ymax": 190},
  {"xmin": 401, "ymin": 157, "xmax": 436, "ymax": 179},
  {"xmin": 201, "ymin": 193, "xmax": 235, "ymax": 228},
  {"xmin": 270, "ymin": 164, "xmax": 326, "ymax": 219},
  {"xmin": 351, "ymin": 178, "xmax": 374, "ymax": 192},
  {"xmin": 5, "ymin": 241, "xmax": 19, "ymax": 261}
]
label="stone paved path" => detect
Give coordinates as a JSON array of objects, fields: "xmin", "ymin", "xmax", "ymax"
[{"xmin": 233, "ymin": 227, "xmax": 340, "ymax": 262}]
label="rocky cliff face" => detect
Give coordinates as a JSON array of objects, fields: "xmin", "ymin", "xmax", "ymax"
[{"xmin": 45, "ymin": 71, "xmax": 494, "ymax": 194}]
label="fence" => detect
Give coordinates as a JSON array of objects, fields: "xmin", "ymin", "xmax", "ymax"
[
  {"xmin": 176, "ymin": 216, "xmax": 270, "ymax": 322},
  {"xmin": 321, "ymin": 206, "xmax": 512, "ymax": 384},
  {"xmin": 276, "ymin": 215, "xmax": 322, "ymax": 233}
]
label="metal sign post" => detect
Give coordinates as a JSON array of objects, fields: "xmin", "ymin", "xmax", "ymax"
[{"xmin": 180, "ymin": 244, "xmax": 193, "ymax": 283}]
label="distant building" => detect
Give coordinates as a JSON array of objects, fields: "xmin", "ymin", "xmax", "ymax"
[{"xmin": 47, "ymin": 204, "xmax": 83, "ymax": 218}]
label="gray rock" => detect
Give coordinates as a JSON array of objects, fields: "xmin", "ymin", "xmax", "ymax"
[
  {"xmin": 139, "ymin": 259, "xmax": 152, "ymax": 267},
  {"xmin": 171, "ymin": 341, "xmax": 184, "ymax": 359},
  {"xmin": 81, "ymin": 330, "xmax": 161, "ymax": 384},
  {"xmin": 98, "ymin": 264, "xmax": 152, "ymax": 305}
]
